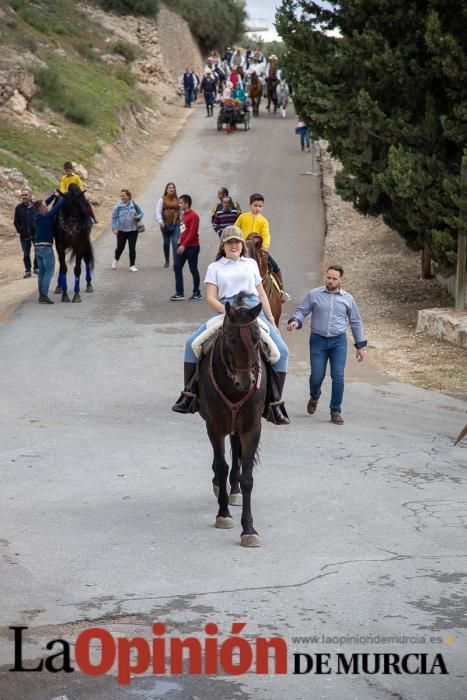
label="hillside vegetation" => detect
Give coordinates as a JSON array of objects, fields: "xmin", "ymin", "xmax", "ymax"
[{"xmin": 0, "ymin": 0, "xmax": 160, "ymax": 194}]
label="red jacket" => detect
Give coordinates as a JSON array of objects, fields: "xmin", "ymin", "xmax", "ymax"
[{"xmin": 180, "ymin": 209, "xmax": 200, "ymax": 248}]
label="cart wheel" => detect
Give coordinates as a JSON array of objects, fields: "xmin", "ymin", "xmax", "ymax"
[
  {"xmin": 217, "ymin": 117, "xmax": 222, "ymax": 131},
  {"xmin": 244, "ymin": 113, "xmax": 250, "ymax": 131}
]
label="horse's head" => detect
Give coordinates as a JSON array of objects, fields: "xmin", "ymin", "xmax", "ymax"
[
  {"xmin": 62, "ymin": 183, "xmax": 89, "ymax": 222},
  {"xmin": 245, "ymin": 233, "xmax": 268, "ymax": 277},
  {"xmin": 223, "ymin": 293, "xmax": 262, "ymax": 391}
]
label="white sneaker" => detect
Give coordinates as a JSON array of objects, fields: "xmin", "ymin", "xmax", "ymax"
[
  {"xmin": 111, "ymin": 259, "xmax": 118, "ymax": 269},
  {"xmin": 129, "ymin": 265, "xmax": 138, "ymax": 272}
]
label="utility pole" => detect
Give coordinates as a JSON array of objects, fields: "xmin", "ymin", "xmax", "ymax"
[{"xmin": 455, "ymin": 154, "xmax": 467, "ymax": 310}]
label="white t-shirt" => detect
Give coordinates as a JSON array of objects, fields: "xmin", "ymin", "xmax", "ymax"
[{"xmin": 204, "ymin": 256, "xmax": 262, "ymax": 300}]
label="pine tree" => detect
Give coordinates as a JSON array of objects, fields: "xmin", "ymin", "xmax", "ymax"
[{"xmin": 276, "ymin": 0, "xmax": 467, "ymax": 275}]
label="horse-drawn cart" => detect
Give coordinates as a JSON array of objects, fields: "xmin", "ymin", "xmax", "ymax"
[{"xmin": 217, "ymin": 100, "xmax": 251, "ymax": 132}]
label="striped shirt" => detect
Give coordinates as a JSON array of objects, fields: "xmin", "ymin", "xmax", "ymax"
[{"xmin": 212, "ymin": 207, "xmax": 240, "ymax": 236}]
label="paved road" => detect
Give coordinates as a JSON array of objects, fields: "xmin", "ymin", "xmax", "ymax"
[{"xmin": 1, "ymin": 103, "xmax": 466, "ymax": 700}]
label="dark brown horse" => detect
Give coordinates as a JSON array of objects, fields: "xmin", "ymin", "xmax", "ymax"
[
  {"xmin": 198, "ymin": 292, "xmax": 267, "ymax": 547},
  {"xmin": 248, "ymin": 71, "xmax": 262, "ymax": 116},
  {"xmin": 266, "ymin": 61, "xmax": 279, "ymax": 112},
  {"xmin": 54, "ymin": 183, "xmax": 94, "ymax": 302},
  {"xmin": 246, "ymin": 233, "xmax": 282, "ymax": 326}
]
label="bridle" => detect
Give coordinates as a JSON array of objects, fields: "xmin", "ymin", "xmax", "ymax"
[{"xmin": 209, "ymin": 311, "xmax": 263, "ymax": 435}]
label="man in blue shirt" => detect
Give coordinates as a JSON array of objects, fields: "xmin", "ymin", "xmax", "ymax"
[
  {"xmin": 287, "ymin": 265, "xmax": 367, "ymax": 424},
  {"xmin": 33, "ymin": 192, "xmax": 64, "ymax": 304}
]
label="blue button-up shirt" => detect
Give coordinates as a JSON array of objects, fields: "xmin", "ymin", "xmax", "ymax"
[{"xmin": 290, "ymin": 286, "xmax": 367, "ymax": 348}]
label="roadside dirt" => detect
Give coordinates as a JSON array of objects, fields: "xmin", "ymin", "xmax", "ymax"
[{"xmin": 321, "ymin": 149, "xmax": 467, "ymax": 399}]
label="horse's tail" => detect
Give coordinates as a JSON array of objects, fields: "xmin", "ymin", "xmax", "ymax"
[{"xmin": 69, "ymin": 237, "xmax": 95, "ymax": 269}]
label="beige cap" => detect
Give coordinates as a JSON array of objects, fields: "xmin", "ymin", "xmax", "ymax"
[{"xmin": 220, "ymin": 226, "xmax": 244, "ymax": 243}]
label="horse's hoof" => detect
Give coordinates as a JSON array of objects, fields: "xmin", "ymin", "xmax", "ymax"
[
  {"xmin": 215, "ymin": 516, "xmax": 234, "ymax": 529},
  {"xmin": 240, "ymin": 534, "xmax": 261, "ymax": 548},
  {"xmin": 72, "ymin": 293, "xmax": 81, "ymax": 303},
  {"xmin": 229, "ymin": 493, "xmax": 242, "ymax": 506},
  {"xmin": 86, "ymin": 284, "xmax": 94, "ymax": 293},
  {"xmin": 54, "ymin": 286, "xmax": 62, "ymax": 295},
  {"xmin": 213, "ymin": 484, "xmax": 219, "ymax": 498},
  {"xmin": 61, "ymin": 293, "xmax": 70, "ymax": 303}
]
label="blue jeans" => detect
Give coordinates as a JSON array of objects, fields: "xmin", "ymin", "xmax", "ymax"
[
  {"xmin": 161, "ymin": 224, "xmax": 180, "ymax": 264},
  {"xmin": 35, "ymin": 246, "xmax": 55, "ymax": 298},
  {"xmin": 309, "ymin": 333, "xmax": 347, "ymax": 412},
  {"xmin": 298, "ymin": 127, "xmax": 310, "ymax": 150},
  {"xmin": 184, "ymin": 87, "xmax": 194, "ymax": 106},
  {"xmin": 184, "ymin": 294, "xmax": 289, "ymax": 372},
  {"xmin": 20, "ymin": 238, "xmax": 37, "ymax": 272},
  {"xmin": 174, "ymin": 246, "xmax": 200, "ymax": 296}
]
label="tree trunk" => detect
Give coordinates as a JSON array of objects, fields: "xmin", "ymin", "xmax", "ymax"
[{"xmin": 421, "ymin": 247, "xmax": 432, "ymax": 279}]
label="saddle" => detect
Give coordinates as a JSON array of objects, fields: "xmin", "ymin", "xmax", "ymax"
[{"xmin": 191, "ymin": 314, "xmax": 280, "ymax": 364}]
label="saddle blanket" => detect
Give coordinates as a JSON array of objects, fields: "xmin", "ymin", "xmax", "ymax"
[{"xmin": 191, "ymin": 314, "xmax": 280, "ymax": 364}]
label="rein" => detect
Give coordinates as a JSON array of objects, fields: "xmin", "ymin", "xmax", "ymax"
[{"xmin": 208, "ymin": 314, "xmax": 263, "ymax": 435}]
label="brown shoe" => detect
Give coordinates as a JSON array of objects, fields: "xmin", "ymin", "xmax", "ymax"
[
  {"xmin": 330, "ymin": 412, "xmax": 344, "ymax": 425},
  {"xmin": 307, "ymin": 398, "xmax": 318, "ymax": 415}
]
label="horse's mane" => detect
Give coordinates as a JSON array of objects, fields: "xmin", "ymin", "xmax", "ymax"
[{"xmin": 62, "ymin": 183, "xmax": 89, "ymax": 221}]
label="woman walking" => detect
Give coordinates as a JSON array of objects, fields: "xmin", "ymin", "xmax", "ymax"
[
  {"xmin": 171, "ymin": 226, "xmax": 289, "ymax": 424},
  {"xmin": 111, "ymin": 189, "xmax": 144, "ymax": 272},
  {"xmin": 156, "ymin": 182, "xmax": 181, "ymax": 268}
]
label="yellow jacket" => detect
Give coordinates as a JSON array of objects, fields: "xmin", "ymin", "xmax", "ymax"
[
  {"xmin": 234, "ymin": 212, "xmax": 270, "ymax": 249},
  {"xmin": 59, "ymin": 173, "xmax": 84, "ymax": 193}
]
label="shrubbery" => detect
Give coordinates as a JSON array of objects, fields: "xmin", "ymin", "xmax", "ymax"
[
  {"xmin": 115, "ymin": 66, "xmax": 135, "ymax": 87},
  {"xmin": 165, "ymin": 0, "xmax": 247, "ymax": 51},
  {"xmin": 113, "ymin": 40, "xmax": 138, "ymax": 62},
  {"xmin": 97, "ymin": 0, "xmax": 160, "ymax": 16},
  {"xmin": 33, "ymin": 67, "xmax": 93, "ymax": 126}
]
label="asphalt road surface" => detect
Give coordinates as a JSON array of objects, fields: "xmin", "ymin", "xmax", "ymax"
[{"xmin": 1, "ymin": 103, "xmax": 466, "ymax": 700}]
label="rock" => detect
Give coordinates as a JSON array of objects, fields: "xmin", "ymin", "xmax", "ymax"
[
  {"xmin": 54, "ymin": 48, "xmax": 67, "ymax": 58},
  {"xmin": 9, "ymin": 90, "xmax": 27, "ymax": 115},
  {"xmin": 73, "ymin": 163, "xmax": 88, "ymax": 180}
]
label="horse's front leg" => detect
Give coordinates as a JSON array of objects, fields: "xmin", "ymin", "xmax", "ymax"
[
  {"xmin": 239, "ymin": 429, "xmax": 261, "ymax": 547},
  {"xmin": 207, "ymin": 427, "xmax": 233, "ymax": 529},
  {"xmin": 72, "ymin": 257, "xmax": 82, "ymax": 303},
  {"xmin": 229, "ymin": 434, "xmax": 242, "ymax": 506},
  {"xmin": 55, "ymin": 251, "xmax": 70, "ymax": 302}
]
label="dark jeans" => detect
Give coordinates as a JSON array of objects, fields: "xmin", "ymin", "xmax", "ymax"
[
  {"xmin": 115, "ymin": 230, "xmax": 138, "ymax": 266},
  {"xmin": 204, "ymin": 92, "xmax": 215, "ymax": 113},
  {"xmin": 184, "ymin": 87, "xmax": 194, "ymax": 106},
  {"xmin": 309, "ymin": 332, "xmax": 347, "ymax": 413},
  {"xmin": 298, "ymin": 127, "xmax": 311, "ymax": 150},
  {"xmin": 161, "ymin": 224, "xmax": 180, "ymax": 264},
  {"xmin": 20, "ymin": 238, "xmax": 37, "ymax": 272},
  {"xmin": 174, "ymin": 246, "xmax": 200, "ymax": 296},
  {"xmin": 35, "ymin": 246, "xmax": 55, "ymax": 297}
]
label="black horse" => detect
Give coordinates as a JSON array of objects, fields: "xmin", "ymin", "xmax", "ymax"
[
  {"xmin": 198, "ymin": 292, "xmax": 267, "ymax": 547},
  {"xmin": 54, "ymin": 184, "xmax": 94, "ymax": 302},
  {"xmin": 266, "ymin": 76, "xmax": 279, "ymax": 112}
]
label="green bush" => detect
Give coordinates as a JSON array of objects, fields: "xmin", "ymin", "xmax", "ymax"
[
  {"xmin": 165, "ymin": 0, "xmax": 247, "ymax": 52},
  {"xmin": 115, "ymin": 66, "xmax": 135, "ymax": 87},
  {"xmin": 97, "ymin": 0, "xmax": 160, "ymax": 16},
  {"xmin": 9, "ymin": 0, "xmax": 25, "ymax": 10},
  {"xmin": 76, "ymin": 41, "xmax": 96, "ymax": 61},
  {"xmin": 113, "ymin": 40, "xmax": 137, "ymax": 62},
  {"xmin": 33, "ymin": 66, "xmax": 94, "ymax": 126}
]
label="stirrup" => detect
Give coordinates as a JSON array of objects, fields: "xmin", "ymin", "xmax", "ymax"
[{"xmin": 263, "ymin": 401, "xmax": 290, "ymax": 425}]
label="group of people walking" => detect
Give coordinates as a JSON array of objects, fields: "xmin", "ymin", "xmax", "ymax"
[{"xmin": 13, "ymin": 154, "xmax": 367, "ymax": 426}]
